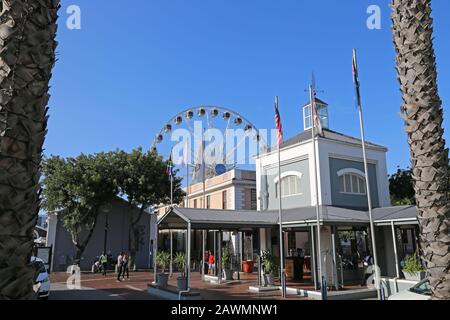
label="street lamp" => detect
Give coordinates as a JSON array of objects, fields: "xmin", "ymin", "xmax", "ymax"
[{"xmin": 101, "ymin": 204, "xmax": 112, "ymax": 254}]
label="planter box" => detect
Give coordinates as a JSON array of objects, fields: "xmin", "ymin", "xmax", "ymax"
[
  {"xmin": 242, "ymin": 261, "xmax": 254, "ymax": 273},
  {"xmin": 263, "ymin": 274, "xmax": 275, "ymax": 287},
  {"xmin": 404, "ymin": 271, "xmax": 426, "ymax": 282},
  {"xmin": 156, "ymin": 273, "xmax": 169, "ymax": 288},
  {"xmin": 177, "ymin": 277, "xmax": 188, "ymax": 291},
  {"xmin": 223, "ymin": 269, "xmax": 233, "ymax": 281}
]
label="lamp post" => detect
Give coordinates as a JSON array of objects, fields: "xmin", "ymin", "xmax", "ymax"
[{"xmin": 101, "ymin": 204, "xmax": 112, "ymax": 254}]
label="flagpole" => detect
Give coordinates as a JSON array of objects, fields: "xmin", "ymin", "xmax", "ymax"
[
  {"xmin": 202, "ymin": 128, "xmax": 206, "ymax": 209},
  {"xmin": 275, "ymin": 96, "xmax": 286, "ymax": 298},
  {"xmin": 353, "ymin": 48, "xmax": 381, "ymax": 300},
  {"xmin": 186, "ymin": 162, "xmax": 189, "ymax": 208},
  {"xmin": 309, "ymin": 84, "xmax": 323, "ymax": 294}
]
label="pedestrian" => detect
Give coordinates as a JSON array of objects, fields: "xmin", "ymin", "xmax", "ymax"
[
  {"xmin": 202, "ymin": 250, "xmax": 209, "ymax": 275},
  {"xmin": 99, "ymin": 252, "xmax": 108, "ymax": 276},
  {"xmin": 122, "ymin": 252, "xmax": 130, "ymax": 280},
  {"xmin": 117, "ymin": 252, "xmax": 124, "ymax": 282},
  {"xmin": 208, "ymin": 251, "xmax": 215, "ymax": 275}
]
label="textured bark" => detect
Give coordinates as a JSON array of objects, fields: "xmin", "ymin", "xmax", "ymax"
[
  {"xmin": 0, "ymin": 0, "xmax": 59, "ymax": 299},
  {"xmin": 392, "ymin": 0, "xmax": 450, "ymax": 299}
]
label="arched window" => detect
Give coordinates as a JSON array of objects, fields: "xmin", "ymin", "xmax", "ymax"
[
  {"xmin": 274, "ymin": 172, "xmax": 303, "ymax": 198},
  {"xmin": 337, "ymin": 169, "xmax": 367, "ymax": 195}
]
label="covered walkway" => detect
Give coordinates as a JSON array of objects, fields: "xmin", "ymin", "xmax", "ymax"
[{"xmin": 155, "ymin": 205, "xmax": 419, "ymax": 296}]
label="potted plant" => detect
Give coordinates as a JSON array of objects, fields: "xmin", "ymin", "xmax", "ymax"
[
  {"xmin": 261, "ymin": 250, "xmax": 277, "ymax": 287},
  {"xmin": 242, "ymin": 260, "xmax": 255, "ymax": 273},
  {"xmin": 402, "ymin": 254, "xmax": 426, "ymax": 281},
  {"xmin": 173, "ymin": 252, "xmax": 188, "ymax": 291},
  {"xmin": 222, "ymin": 245, "xmax": 233, "ymax": 280},
  {"xmin": 155, "ymin": 251, "xmax": 171, "ymax": 288}
]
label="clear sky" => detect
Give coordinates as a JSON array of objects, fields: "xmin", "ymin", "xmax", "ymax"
[{"xmin": 47, "ymin": 0, "xmax": 450, "ymax": 174}]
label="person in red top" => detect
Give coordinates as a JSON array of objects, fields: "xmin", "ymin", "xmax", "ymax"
[{"xmin": 208, "ymin": 251, "xmax": 215, "ymax": 275}]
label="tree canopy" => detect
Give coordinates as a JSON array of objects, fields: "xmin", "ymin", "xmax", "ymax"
[{"xmin": 41, "ymin": 149, "xmax": 184, "ymax": 263}]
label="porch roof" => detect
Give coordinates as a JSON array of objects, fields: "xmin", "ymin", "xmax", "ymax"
[
  {"xmin": 157, "ymin": 205, "xmax": 418, "ymax": 230},
  {"xmin": 157, "ymin": 207, "xmax": 278, "ymax": 230}
]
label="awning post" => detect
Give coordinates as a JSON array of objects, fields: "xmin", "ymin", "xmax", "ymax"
[
  {"xmin": 202, "ymin": 230, "xmax": 206, "ymax": 281},
  {"xmin": 218, "ymin": 231, "xmax": 222, "ymax": 284},
  {"xmin": 169, "ymin": 229, "xmax": 173, "ymax": 278},
  {"xmin": 187, "ymin": 222, "xmax": 192, "ymax": 289},
  {"xmin": 310, "ymin": 225, "xmax": 318, "ymax": 290},
  {"xmin": 153, "ymin": 223, "xmax": 159, "ymax": 284},
  {"xmin": 391, "ymin": 221, "xmax": 400, "ymax": 278}
]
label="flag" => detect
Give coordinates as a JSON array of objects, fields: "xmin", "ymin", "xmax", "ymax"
[
  {"xmin": 274, "ymin": 97, "xmax": 283, "ymax": 146},
  {"xmin": 311, "ymin": 74, "xmax": 323, "ymax": 136},
  {"xmin": 352, "ymin": 49, "xmax": 362, "ymax": 109},
  {"xmin": 166, "ymin": 151, "xmax": 173, "ymax": 176},
  {"xmin": 181, "ymin": 139, "xmax": 189, "ymax": 166}
]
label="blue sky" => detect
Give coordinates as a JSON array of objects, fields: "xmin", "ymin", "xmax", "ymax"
[{"xmin": 47, "ymin": 0, "xmax": 450, "ymax": 174}]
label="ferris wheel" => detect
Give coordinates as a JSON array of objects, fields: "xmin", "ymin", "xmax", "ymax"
[{"xmin": 151, "ymin": 106, "xmax": 268, "ymax": 184}]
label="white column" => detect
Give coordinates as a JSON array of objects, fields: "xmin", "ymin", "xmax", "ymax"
[{"xmin": 391, "ymin": 222, "xmax": 400, "ymax": 278}]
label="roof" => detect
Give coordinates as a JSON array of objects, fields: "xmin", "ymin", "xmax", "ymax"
[
  {"xmin": 302, "ymin": 97, "xmax": 328, "ymax": 107},
  {"xmin": 265, "ymin": 129, "xmax": 387, "ymax": 154},
  {"xmin": 158, "ymin": 207, "xmax": 278, "ymax": 230},
  {"xmin": 372, "ymin": 206, "xmax": 419, "ymax": 225},
  {"xmin": 158, "ymin": 205, "xmax": 418, "ymax": 230}
]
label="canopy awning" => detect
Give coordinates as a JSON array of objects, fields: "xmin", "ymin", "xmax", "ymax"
[
  {"xmin": 157, "ymin": 205, "xmax": 419, "ymax": 230},
  {"xmin": 158, "ymin": 207, "xmax": 278, "ymax": 230}
]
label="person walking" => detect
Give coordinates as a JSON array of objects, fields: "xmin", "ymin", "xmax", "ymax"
[
  {"xmin": 99, "ymin": 252, "xmax": 108, "ymax": 276},
  {"xmin": 208, "ymin": 251, "xmax": 215, "ymax": 276},
  {"xmin": 122, "ymin": 252, "xmax": 130, "ymax": 280},
  {"xmin": 117, "ymin": 252, "xmax": 124, "ymax": 282}
]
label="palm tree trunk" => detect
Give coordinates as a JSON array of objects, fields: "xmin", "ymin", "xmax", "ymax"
[
  {"xmin": 0, "ymin": 0, "xmax": 59, "ymax": 299},
  {"xmin": 392, "ymin": 0, "xmax": 450, "ymax": 299}
]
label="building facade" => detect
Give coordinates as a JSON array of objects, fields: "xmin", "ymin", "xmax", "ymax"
[{"xmin": 47, "ymin": 197, "xmax": 157, "ymax": 272}]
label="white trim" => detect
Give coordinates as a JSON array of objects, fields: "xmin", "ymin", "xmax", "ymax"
[
  {"xmin": 273, "ymin": 171, "xmax": 303, "ymax": 184},
  {"xmin": 337, "ymin": 168, "xmax": 366, "ymax": 177}
]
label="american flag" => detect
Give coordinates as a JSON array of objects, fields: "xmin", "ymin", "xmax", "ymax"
[
  {"xmin": 274, "ymin": 97, "xmax": 283, "ymax": 146},
  {"xmin": 311, "ymin": 74, "xmax": 323, "ymax": 136},
  {"xmin": 352, "ymin": 49, "xmax": 362, "ymax": 109}
]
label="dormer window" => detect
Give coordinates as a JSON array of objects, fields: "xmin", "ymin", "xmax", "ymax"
[{"xmin": 337, "ymin": 168, "xmax": 366, "ymax": 195}]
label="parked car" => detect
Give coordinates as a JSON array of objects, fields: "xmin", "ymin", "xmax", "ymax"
[
  {"xmin": 30, "ymin": 256, "xmax": 50, "ymax": 300},
  {"xmin": 388, "ymin": 279, "xmax": 432, "ymax": 300}
]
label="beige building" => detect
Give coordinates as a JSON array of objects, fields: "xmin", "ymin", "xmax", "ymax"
[
  {"xmin": 155, "ymin": 169, "xmax": 258, "ymax": 270},
  {"xmin": 184, "ymin": 169, "xmax": 257, "ymax": 210}
]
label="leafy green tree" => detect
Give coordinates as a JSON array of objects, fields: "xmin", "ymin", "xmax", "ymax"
[
  {"xmin": 113, "ymin": 148, "xmax": 184, "ymax": 269},
  {"xmin": 41, "ymin": 153, "xmax": 118, "ymax": 263},
  {"xmin": 389, "ymin": 167, "xmax": 416, "ymax": 206}
]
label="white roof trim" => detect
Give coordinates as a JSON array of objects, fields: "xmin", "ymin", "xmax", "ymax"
[
  {"xmin": 337, "ymin": 168, "xmax": 366, "ymax": 177},
  {"xmin": 273, "ymin": 171, "xmax": 303, "ymax": 184}
]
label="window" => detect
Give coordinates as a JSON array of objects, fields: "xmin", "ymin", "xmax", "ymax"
[
  {"xmin": 275, "ymin": 175, "xmax": 302, "ymax": 198},
  {"xmin": 304, "ymin": 106, "xmax": 312, "ymax": 130},
  {"xmin": 193, "ymin": 199, "xmax": 197, "ymax": 208},
  {"xmin": 339, "ymin": 173, "xmax": 366, "ymax": 195},
  {"xmin": 206, "ymin": 195, "xmax": 211, "ymax": 209},
  {"xmin": 250, "ymin": 189, "xmax": 257, "ymax": 210},
  {"xmin": 222, "ymin": 190, "xmax": 227, "ymax": 210}
]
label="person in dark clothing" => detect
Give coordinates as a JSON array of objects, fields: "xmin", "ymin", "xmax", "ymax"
[
  {"xmin": 117, "ymin": 252, "xmax": 124, "ymax": 282},
  {"xmin": 121, "ymin": 252, "xmax": 130, "ymax": 280}
]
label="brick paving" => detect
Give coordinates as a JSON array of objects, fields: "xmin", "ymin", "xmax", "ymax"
[{"xmin": 50, "ymin": 271, "xmax": 312, "ymax": 300}]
